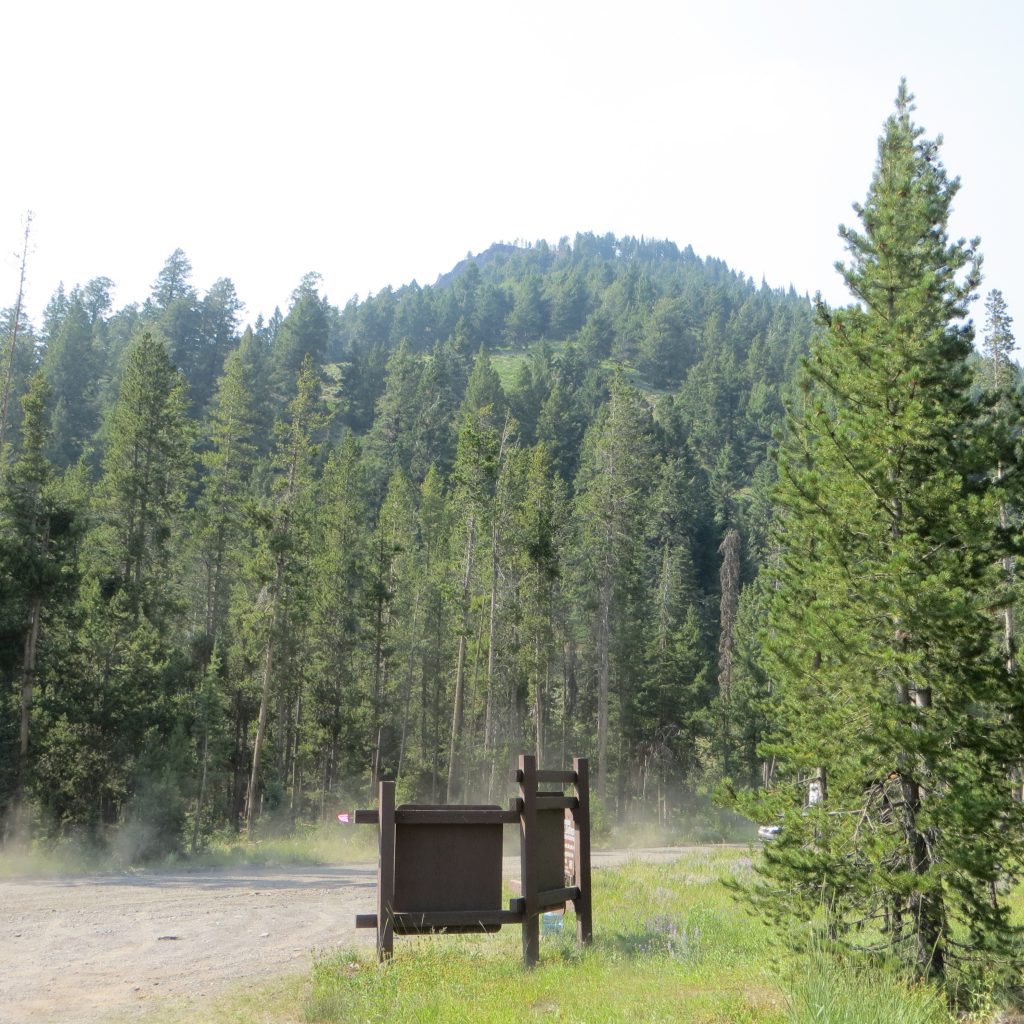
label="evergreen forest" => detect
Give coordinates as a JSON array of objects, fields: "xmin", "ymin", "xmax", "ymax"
[{"xmin": 0, "ymin": 232, "xmax": 822, "ymax": 852}]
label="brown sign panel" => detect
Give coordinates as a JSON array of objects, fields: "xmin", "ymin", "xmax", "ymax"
[
  {"xmin": 393, "ymin": 805, "xmax": 503, "ymax": 933},
  {"xmin": 535, "ymin": 805, "xmax": 569, "ymax": 892}
]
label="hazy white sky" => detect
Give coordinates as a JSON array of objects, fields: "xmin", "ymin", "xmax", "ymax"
[{"xmin": 2, "ymin": 1, "xmax": 1020, "ymax": 341}]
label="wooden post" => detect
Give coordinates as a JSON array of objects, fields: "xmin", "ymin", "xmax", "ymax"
[
  {"xmin": 518, "ymin": 754, "xmax": 540, "ymax": 966},
  {"xmin": 377, "ymin": 780, "xmax": 396, "ymax": 960},
  {"xmin": 572, "ymin": 757, "xmax": 592, "ymax": 944}
]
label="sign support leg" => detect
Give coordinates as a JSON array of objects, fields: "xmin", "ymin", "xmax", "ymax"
[
  {"xmin": 572, "ymin": 757, "xmax": 592, "ymax": 944},
  {"xmin": 518, "ymin": 754, "xmax": 539, "ymax": 966},
  {"xmin": 376, "ymin": 780, "xmax": 396, "ymax": 960}
]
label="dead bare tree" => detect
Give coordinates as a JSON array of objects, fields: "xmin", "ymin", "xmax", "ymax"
[
  {"xmin": 717, "ymin": 528, "xmax": 741, "ymax": 699},
  {"xmin": 0, "ymin": 212, "xmax": 33, "ymax": 471}
]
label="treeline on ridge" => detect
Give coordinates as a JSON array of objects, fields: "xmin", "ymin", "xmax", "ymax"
[{"xmin": 0, "ymin": 232, "xmax": 821, "ymax": 853}]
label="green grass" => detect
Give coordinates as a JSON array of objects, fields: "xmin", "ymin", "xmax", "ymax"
[
  {"xmin": 455, "ymin": 338, "xmax": 682, "ymax": 404},
  {"xmin": 487, "ymin": 346, "xmax": 533, "ymax": 390},
  {"xmin": 0, "ymin": 822, "xmax": 376, "ymax": 877},
  {"xmin": 300, "ymin": 848, "xmax": 993, "ymax": 1024},
  {"xmin": 0, "ymin": 840, "xmax": 110, "ymax": 877},
  {"xmin": 194, "ymin": 823, "xmax": 376, "ymax": 868},
  {"xmin": 308, "ymin": 850, "xmax": 786, "ymax": 1024},
  {"xmin": 142, "ymin": 973, "xmax": 307, "ymax": 1024},
  {"xmin": 783, "ymin": 951, "xmax": 954, "ymax": 1024}
]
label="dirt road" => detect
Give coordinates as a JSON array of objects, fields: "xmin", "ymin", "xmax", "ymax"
[{"xmin": 0, "ymin": 848, "xmax": 710, "ymax": 1024}]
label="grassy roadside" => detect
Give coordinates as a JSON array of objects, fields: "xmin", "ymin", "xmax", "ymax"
[
  {"xmin": 309, "ymin": 850, "xmax": 786, "ymax": 1024},
  {"xmin": 0, "ymin": 798, "xmax": 749, "ymax": 878},
  {"xmin": 0, "ymin": 823, "xmax": 376, "ymax": 877},
  {"xmin": 155, "ymin": 848, "xmax": 969, "ymax": 1024},
  {"xmin": 190, "ymin": 824, "xmax": 376, "ymax": 868}
]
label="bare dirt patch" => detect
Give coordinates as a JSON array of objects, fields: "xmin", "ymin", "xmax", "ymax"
[
  {"xmin": 0, "ymin": 847, "xmax": 728, "ymax": 1023},
  {"xmin": 0, "ymin": 864, "xmax": 377, "ymax": 1024}
]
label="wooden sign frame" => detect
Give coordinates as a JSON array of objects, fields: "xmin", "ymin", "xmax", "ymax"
[{"xmin": 355, "ymin": 755, "xmax": 592, "ymax": 965}]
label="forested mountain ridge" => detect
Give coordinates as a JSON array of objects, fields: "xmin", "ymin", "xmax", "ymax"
[{"xmin": 1, "ymin": 232, "xmax": 823, "ymax": 850}]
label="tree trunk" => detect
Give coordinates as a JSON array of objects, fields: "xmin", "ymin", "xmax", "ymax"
[
  {"xmin": 597, "ymin": 577, "xmax": 611, "ymax": 805},
  {"xmin": 717, "ymin": 529, "xmax": 741, "ymax": 699},
  {"xmin": 231, "ymin": 693, "xmax": 248, "ymax": 830},
  {"xmin": 246, "ymin": 650, "xmax": 273, "ymax": 839},
  {"xmin": 562, "ymin": 639, "xmax": 576, "ymax": 768},
  {"xmin": 484, "ymin": 517, "xmax": 500, "ymax": 773},
  {"xmin": 998, "ymin": 466, "xmax": 1016, "ymax": 673},
  {"xmin": 291, "ymin": 690, "xmax": 303, "ymax": 821},
  {"xmin": 446, "ymin": 515, "xmax": 476, "ymax": 803},
  {"xmin": 191, "ymin": 724, "xmax": 210, "ymax": 855},
  {"xmin": 889, "ymin": 484, "xmax": 946, "ymax": 976},
  {"xmin": 446, "ymin": 636, "xmax": 468, "ymax": 803},
  {"xmin": 246, "ymin": 567, "xmax": 281, "ymax": 839},
  {"xmin": 535, "ymin": 638, "xmax": 545, "ymax": 764},
  {"xmin": 396, "ymin": 591, "xmax": 421, "ymax": 782},
  {"xmin": 17, "ymin": 596, "xmax": 42, "ymax": 796}
]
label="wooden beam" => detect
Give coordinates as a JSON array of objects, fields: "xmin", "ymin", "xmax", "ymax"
[
  {"xmin": 393, "ymin": 808, "xmax": 518, "ymax": 825},
  {"xmin": 376, "ymin": 781, "xmax": 396, "ymax": 961},
  {"xmin": 519, "ymin": 754, "xmax": 540, "ymax": 966},
  {"xmin": 572, "ymin": 757, "xmax": 593, "ymax": 944},
  {"xmin": 391, "ymin": 909, "xmax": 524, "ymax": 931},
  {"xmin": 514, "ymin": 769, "xmax": 578, "ymax": 784},
  {"xmin": 537, "ymin": 886, "xmax": 580, "ymax": 911},
  {"xmin": 535, "ymin": 795, "xmax": 578, "ymax": 811}
]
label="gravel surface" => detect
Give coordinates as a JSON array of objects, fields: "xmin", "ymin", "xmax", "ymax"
[{"xmin": 0, "ymin": 847, "xmax": 719, "ymax": 1023}]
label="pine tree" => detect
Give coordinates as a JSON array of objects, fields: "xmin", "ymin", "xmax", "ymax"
[
  {"xmin": 716, "ymin": 528, "xmax": 741, "ymax": 700},
  {"xmin": 91, "ymin": 332, "xmax": 193, "ymax": 622},
  {"xmin": 365, "ymin": 339, "xmax": 422, "ymax": 488},
  {"xmin": 408, "ymin": 339, "xmax": 463, "ymax": 482},
  {"xmin": 415, "ymin": 465, "xmax": 452, "ymax": 800},
  {"xmin": 739, "ymin": 82, "xmax": 1024, "ymax": 984},
  {"xmin": 636, "ymin": 544, "xmax": 709, "ymax": 814},
  {"xmin": 42, "ymin": 293, "xmax": 102, "ymax": 467},
  {"xmin": 270, "ymin": 274, "xmax": 330, "ymax": 401},
  {"xmin": 194, "ymin": 277, "xmax": 243, "ymax": 410},
  {"xmin": 42, "ymin": 333, "xmax": 193, "ymax": 842},
  {"xmin": 306, "ymin": 433, "xmax": 370, "ymax": 808},
  {"xmin": 0, "ymin": 214, "xmax": 32, "ymax": 472},
  {"xmin": 572, "ymin": 372, "xmax": 656, "ymax": 804},
  {"xmin": 241, "ymin": 355, "xmax": 325, "ymax": 837},
  {"xmin": 511, "ymin": 443, "xmax": 564, "ymax": 765},
  {"xmin": 366, "ymin": 468, "xmax": 419, "ymax": 788},
  {"xmin": 980, "ymin": 290, "xmax": 1018, "ymax": 679},
  {"xmin": 445, "ymin": 399, "xmax": 501, "ymax": 801},
  {"xmin": 0, "ymin": 374, "xmax": 80, "ymax": 820},
  {"xmin": 194, "ymin": 331, "xmax": 264, "ymax": 650},
  {"xmin": 982, "ymin": 290, "xmax": 1015, "ymax": 395}
]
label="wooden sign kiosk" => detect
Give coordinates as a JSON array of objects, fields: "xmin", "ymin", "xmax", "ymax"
[{"xmin": 355, "ymin": 755, "xmax": 592, "ymax": 965}]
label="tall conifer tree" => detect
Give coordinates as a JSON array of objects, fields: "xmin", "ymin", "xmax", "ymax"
[
  {"xmin": 572, "ymin": 371, "xmax": 656, "ymax": 802},
  {"xmin": 1, "ymin": 374, "xmax": 80, "ymax": 815},
  {"xmin": 741, "ymin": 82, "xmax": 1024, "ymax": 983},
  {"xmin": 195, "ymin": 330, "xmax": 264, "ymax": 648},
  {"xmin": 92, "ymin": 332, "xmax": 193, "ymax": 622},
  {"xmin": 242, "ymin": 356, "xmax": 324, "ymax": 836}
]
